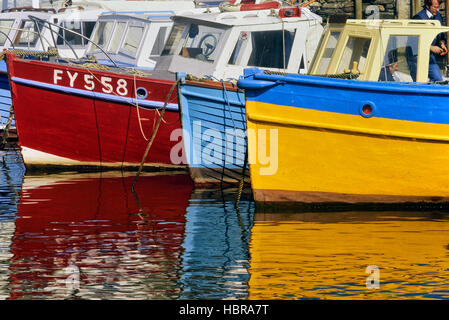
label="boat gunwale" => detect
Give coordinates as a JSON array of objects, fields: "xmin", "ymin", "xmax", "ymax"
[
  {"xmin": 184, "ymin": 79, "xmax": 242, "ymax": 92},
  {"xmin": 248, "ymin": 72, "xmax": 449, "ymax": 96}
]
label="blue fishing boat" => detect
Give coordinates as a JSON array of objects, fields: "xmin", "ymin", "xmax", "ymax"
[
  {"xmin": 0, "ymin": 62, "xmax": 12, "ymax": 131},
  {"xmin": 177, "ymin": 73, "xmax": 248, "ymax": 186},
  {"xmin": 238, "ymin": 19, "xmax": 449, "ymax": 207},
  {"xmin": 175, "ymin": 5, "xmax": 324, "ymax": 186}
]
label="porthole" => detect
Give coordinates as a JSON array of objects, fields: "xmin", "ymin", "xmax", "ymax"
[{"xmin": 136, "ymin": 87, "xmax": 148, "ymax": 99}]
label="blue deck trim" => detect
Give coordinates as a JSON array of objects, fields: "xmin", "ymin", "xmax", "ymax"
[
  {"xmin": 11, "ymin": 77, "xmax": 179, "ymax": 111},
  {"xmin": 182, "ymin": 88, "xmax": 245, "ymax": 107},
  {"xmin": 251, "ymin": 72, "xmax": 449, "ymax": 95}
]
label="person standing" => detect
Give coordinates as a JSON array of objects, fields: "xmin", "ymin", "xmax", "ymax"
[{"xmin": 412, "ymin": 0, "xmax": 448, "ymax": 81}]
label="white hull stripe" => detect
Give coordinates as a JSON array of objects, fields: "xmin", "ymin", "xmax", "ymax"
[
  {"xmin": 11, "ymin": 76, "xmax": 179, "ymax": 111},
  {"xmin": 20, "ymin": 146, "xmax": 184, "ymax": 168}
]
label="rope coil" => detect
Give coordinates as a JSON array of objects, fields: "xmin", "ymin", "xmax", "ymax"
[{"xmin": 0, "ymin": 47, "xmax": 59, "ymax": 61}]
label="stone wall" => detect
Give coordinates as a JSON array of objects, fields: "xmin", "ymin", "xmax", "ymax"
[{"xmin": 308, "ymin": 0, "xmax": 446, "ymax": 23}]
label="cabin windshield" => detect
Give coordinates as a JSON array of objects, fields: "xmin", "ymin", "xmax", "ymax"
[
  {"xmin": 162, "ymin": 22, "xmax": 226, "ymax": 63},
  {"xmin": 0, "ymin": 20, "xmax": 14, "ymax": 46},
  {"xmin": 161, "ymin": 23, "xmax": 184, "ymax": 55},
  {"xmin": 379, "ymin": 35, "xmax": 418, "ymax": 82},
  {"xmin": 14, "ymin": 19, "xmax": 44, "ymax": 47},
  {"xmin": 56, "ymin": 20, "xmax": 96, "ymax": 47},
  {"xmin": 89, "ymin": 20, "xmax": 115, "ymax": 52},
  {"xmin": 228, "ymin": 29, "xmax": 296, "ymax": 69},
  {"xmin": 105, "ymin": 21, "xmax": 125, "ymax": 52},
  {"xmin": 121, "ymin": 25, "xmax": 144, "ymax": 56},
  {"xmin": 337, "ymin": 36, "xmax": 371, "ymax": 74},
  {"xmin": 150, "ymin": 26, "xmax": 169, "ymax": 58},
  {"xmin": 315, "ymin": 31, "xmax": 341, "ymax": 74},
  {"xmin": 88, "ymin": 20, "xmax": 147, "ymax": 58}
]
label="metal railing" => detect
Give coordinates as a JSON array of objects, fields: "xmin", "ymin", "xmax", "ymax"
[{"xmin": 28, "ymin": 15, "xmax": 119, "ymax": 67}]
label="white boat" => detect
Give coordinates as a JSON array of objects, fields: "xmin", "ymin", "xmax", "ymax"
[{"xmin": 158, "ymin": 5, "xmax": 324, "ymax": 79}]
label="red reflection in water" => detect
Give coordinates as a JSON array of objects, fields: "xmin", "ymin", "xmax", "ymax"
[{"xmin": 9, "ymin": 172, "xmax": 193, "ymax": 299}]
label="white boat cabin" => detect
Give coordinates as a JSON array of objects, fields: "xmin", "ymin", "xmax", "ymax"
[
  {"xmin": 85, "ymin": 6, "xmax": 218, "ymax": 69},
  {"xmin": 309, "ymin": 19, "xmax": 449, "ymax": 82},
  {"xmin": 0, "ymin": 9, "xmax": 54, "ymax": 51},
  {"xmin": 0, "ymin": 1, "xmax": 200, "ymax": 60},
  {"xmin": 0, "ymin": 4, "xmax": 113, "ymax": 58},
  {"xmin": 155, "ymin": 7, "xmax": 324, "ymax": 80}
]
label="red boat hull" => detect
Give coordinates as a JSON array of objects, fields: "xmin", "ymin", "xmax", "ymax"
[{"xmin": 7, "ymin": 53, "xmax": 186, "ymax": 169}]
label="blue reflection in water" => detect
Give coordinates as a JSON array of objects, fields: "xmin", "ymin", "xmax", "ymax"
[
  {"xmin": 0, "ymin": 151, "xmax": 25, "ymax": 220},
  {"xmin": 0, "ymin": 151, "xmax": 24, "ymax": 299},
  {"xmin": 180, "ymin": 189, "xmax": 254, "ymax": 299}
]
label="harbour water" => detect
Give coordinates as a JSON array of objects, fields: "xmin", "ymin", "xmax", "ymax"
[{"xmin": 1, "ymin": 150, "xmax": 449, "ymax": 300}]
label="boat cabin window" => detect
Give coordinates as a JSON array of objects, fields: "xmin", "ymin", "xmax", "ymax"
[
  {"xmin": 56, "ymin": 21, "xmax": 96, "ymax": 46},
  {"xmin": 168, "ymin": 23, "xmax": 225, "ymax": 63},
  {"xmin": 337, "ymin": 36, "xmax": 371, "ymax": 74},
  {"xmin": 0, "ymin": 20, "xmax": 14, "ymax": 46},
  {"xmin": 122, "ymin": 25, "xmax": 144, "ymax": 56},
  {"xmin": 89, "ymin": 21, "xmax": 115, "ymax": 52},
  {"xmin": 108, "ymin": 22, "xmax": 126, "ymax": 52},
  {"xmin": 315, "ymin": 31, "xmax": 341, "ymax": 74},
  {"xmin": 150, "ymin": 26, "xmax": 168, "ymax": 57},
  {"xmin": 14, "ymin": 20, "xmax": 43, "ymax": 47},
  {"xmin": 379, "ymin": 35, "xmax": 417, "ymax": 82},
  {"xmin": 161, "ymin": 23, "xmax": 184, "ymax": 56},
  {"xmin": 228, "ymin": 29, "xmax": 295, "ymax": 69}
]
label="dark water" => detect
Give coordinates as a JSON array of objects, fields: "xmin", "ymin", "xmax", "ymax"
[{"xmin": 1, "ymin": 150, "xmax": 449, "ymax": 300}]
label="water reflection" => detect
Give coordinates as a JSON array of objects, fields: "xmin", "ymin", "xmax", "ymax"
[
  {"xmin": 11, "ymin": 171, "xmax": 193, "ymax": 299},
  {"xmin": 250, "ymin": 211, "xmax": 449, "ymax": 300},
  {"xmin": 3, "ymin": 152, "xmax": 449, "ymax": 299},
  {"xmin": 180, "ymin": 189, "xmax": 254, "ymax": 299},
  {"xmin": 0, "ymin": 151, "xmax": 24, "ymax": 300},
  {"xmin": 0, "ymin": 156, "xmax": 254, "ymax": 300}
]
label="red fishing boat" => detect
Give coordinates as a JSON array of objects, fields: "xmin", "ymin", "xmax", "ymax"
[{"xmin": 7, "ymin": 52, "xmax": 183, "ymax": 170}]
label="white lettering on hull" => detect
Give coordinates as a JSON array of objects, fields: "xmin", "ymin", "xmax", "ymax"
[{"xmin": 52, "ymin": 69, "xmax": 129, "ymax": 96}]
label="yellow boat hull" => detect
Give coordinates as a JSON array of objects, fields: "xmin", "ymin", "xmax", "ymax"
[{"xmin": 246, "ymin": 101, "xmax": 449, "ymax": 204}]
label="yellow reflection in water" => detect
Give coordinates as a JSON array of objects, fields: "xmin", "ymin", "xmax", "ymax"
[{"xmin": 249, "ymin": 211, "xmax": 449, "ymax": 300}]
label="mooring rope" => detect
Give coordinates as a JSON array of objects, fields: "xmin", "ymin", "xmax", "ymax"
[
  {"xmin": 0, "ymin": 47, "xmax": 59, "ymax": 61},
  {"xmin": 235, "ymin": 147, "xmax": 249, "ymax": 209},
  {"xmin": 131, "ymin": 78, "xmax": 181, "ymax": 191},
  {"xmin": 263, "ymin": 69, "xmax": 361, "ymax": 79}
]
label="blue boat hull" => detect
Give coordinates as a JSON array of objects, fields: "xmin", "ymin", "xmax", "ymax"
[
  {"xmin": 0, "ymin": 60, "xmax": 13, "ymax": 130},
  {"xmin": 177, "ymin": 73, "xmax": 249, "ymax": 187}
]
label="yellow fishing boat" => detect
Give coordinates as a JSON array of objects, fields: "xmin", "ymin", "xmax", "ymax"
[{"xmin": 238, "ymin": 19, "xmax": 449, "ymax": 207}]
